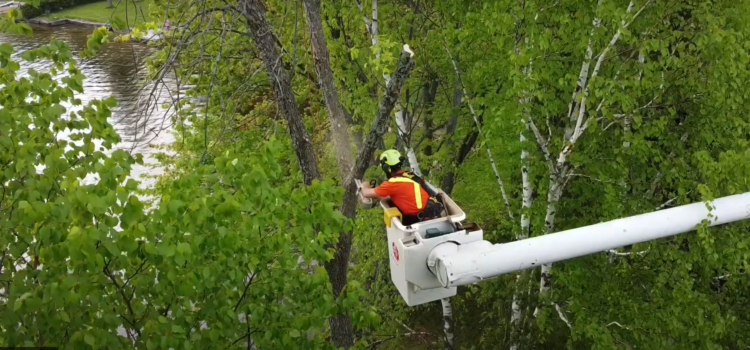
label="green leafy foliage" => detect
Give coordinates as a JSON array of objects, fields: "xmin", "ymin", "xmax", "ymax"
[{"xmin": 0, "ymin": 24, "xmax": 352, "ymax": 349}]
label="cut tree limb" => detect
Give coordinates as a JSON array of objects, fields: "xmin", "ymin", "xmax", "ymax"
[
  {"xmin": 351, "ymin": 45, "xmax": 416, "ymax": 181},
  {"xmin": 395, "ymin": 109, "xmax": 422, "ymax": 175},
  {"xmin": 326, "ymin": 44, "xmax": 415, "ymax": 347}
]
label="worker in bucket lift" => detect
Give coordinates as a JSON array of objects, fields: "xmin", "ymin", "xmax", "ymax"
[{"xmin": 360, "ymin": 149, "xmax": 444, "ymax": 225}]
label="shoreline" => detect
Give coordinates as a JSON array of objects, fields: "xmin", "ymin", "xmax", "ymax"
[
  {"xmin": 19, "ymin": 18, "xmax": 163, "ymax": 43},
  {"xmin": 26, "ymin": 17, "xmax": 113, "ymax": 30},
  {"xmin": 4, "ymin": 0, "xmax": 162, "ymax": 43}
]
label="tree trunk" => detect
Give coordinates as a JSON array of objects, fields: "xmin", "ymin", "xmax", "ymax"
[
  {"xmin": 302, "ymin": 0, "xmax": 416, "ymax": 347},
  {"xmin": 302, "ymin": 0, "xmax": 358, "ymax": 346},
  {"xmin": 533, "ymin": 174, "xmax": 564, "ymax": 316},
  {"xmin": 441, "ymin": 298, "xmax": 455, "ymax": 349},
  {"xmin": 240, "ymin": 0, "xmax": 321, "ymax": 186},
  {"xmin": 107, "ymin": 0, "xmax": 114, "ymax": 8},
  {"xmin": 511, "ymin": 35, "xmax": 535, "ymax": 346},
  {"xmin": 303, "ymin": 0, "xmax": 354, "ymax": 179},
  {"xmin": 511, "ymin": 127, "xmax": 533, "ymax": 350}
]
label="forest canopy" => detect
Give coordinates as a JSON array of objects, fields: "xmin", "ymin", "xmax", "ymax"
[{"xmin": 2, "ymin": 0, "xmax": 750, "ymax": 349}]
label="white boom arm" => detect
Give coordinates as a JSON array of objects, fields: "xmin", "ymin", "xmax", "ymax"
[{"xmin": 432, "ymin": 192, "xmax": 750, "ymax": 288}]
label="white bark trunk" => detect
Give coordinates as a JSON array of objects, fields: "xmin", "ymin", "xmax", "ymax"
[
  {"xmin": 545, "ymin": 3, "xmax": 651, "ymax": 278},
  {"xmin": 520, "ymin": 127, "xmax": 532, "ymax": 238},
  {"xmin": 541, "ymin": 0, "xmax": 649, "ymax": 295},
  {"xmin": 512, "ymin": 52, "xmax": 534, "ymax": 350},
  {"xmin": 371, "ymin": 0, "xmax": 378, "ymax": 53},
  {"xmin": 512, "ymin": 130, "xmax": 532, "ymax": 340},
  {"xmin": 520, "ymin": 42, "xmax": 534, "ymax": 240},
  {"xmin": 367, "ymin": 0, "xmax": 390, "ymax": 84},
  {"xmin": 555, "ymin": 303, "xmax": 573, "ymax": 330},
  {"xmin": 566, "ymin": 0, "xmax": 603, "ymax": 132},
  {"xmin": 572, "ymin": 0, "xmax": 647, "ymax": 144},
  {"xmin": 354, "ymin": 0, "xmax": 371, "ymax": 33},
  {"xmin": 395, "ymin": 109, "xmax": 421, "ymax": 175},
  {"xmin": 441, "ymin": 298, "xmax": 455, "ymax": 349},
  {"xmin": 533, "ymin": 175, "xmax": 564, "ymax": 316},
  {"xmin": 509, "ymin": 271, "xmax": 526, "ymax": 350}
]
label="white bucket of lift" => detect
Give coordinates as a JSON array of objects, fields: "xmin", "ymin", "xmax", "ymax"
[{"xmin": 381, "ymin": 187, "xmax": 485, "ymax": 306}]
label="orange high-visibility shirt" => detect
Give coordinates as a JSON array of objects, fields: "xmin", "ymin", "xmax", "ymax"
[{"xmin": 374, "ymin": 178, "xmax": 429, "ymax": 216}]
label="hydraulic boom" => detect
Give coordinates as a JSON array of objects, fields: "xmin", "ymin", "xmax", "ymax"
[
  {"xmin": 432, "ymin": 192, "xmax": 750, "ymax": 288},
  {"xmin": 357, "ymin": 180, "xmax": 750, "ymax": 306}
]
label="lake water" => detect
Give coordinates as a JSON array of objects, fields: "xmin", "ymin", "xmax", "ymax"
[{"xmin": 0, "ymin": 23, "xmax": 184, "ymax": 189}]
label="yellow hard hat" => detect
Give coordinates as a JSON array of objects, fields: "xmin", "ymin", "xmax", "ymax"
[{"xmin": 380, "ymin": 149, "xmax": 403, "ymax": 166}]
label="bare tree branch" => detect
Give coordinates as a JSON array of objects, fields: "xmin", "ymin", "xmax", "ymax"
[{"xmin": 554, "ymin": 303, "xmax": 573, "ymax": 330}]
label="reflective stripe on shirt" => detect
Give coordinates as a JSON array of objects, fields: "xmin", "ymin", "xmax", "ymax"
[{"xmin": 387, "ymin": 177, "xmax": 423, "ymax": 210}]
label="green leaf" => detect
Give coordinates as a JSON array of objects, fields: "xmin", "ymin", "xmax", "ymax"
[
  {"xmin": 289, "ymin": 329, "xmax": 300, "ymax": 338},
  {"xmin": 177, "ymin": 242, "xmax": 192, "ymax": 255},
  {"xmin": 158, "ymin": 244, "xmax": 176, "ymax": 257},
  {"xmin": 84, "ymin": 334, "xmax": 95, "ymax": 346},
  {"xmin": 104, "ymin": 242, "xmax": 120, "ymax": 256},
  {"xmin": 168, "ymin": 200, "xmax": 185, "ymax": 213},
  {"xmin": 19, "ymin": 200, "xmax": 31, "ymax": 214}
]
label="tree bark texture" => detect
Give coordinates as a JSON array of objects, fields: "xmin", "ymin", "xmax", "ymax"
[
  {"xmin": 240, "ymin": 0, "xmax": 321, "ymax": 186},
  {"xmin": 302, "ymin": 0, "xmax": 358, "ymax": 346},
  {"xmin": 511, "ymin": 127, "xmax": 533, "ymax": 350},
  {"xmin": 303, "ymin": 0, "xmax": 355, "ymax": 181}
]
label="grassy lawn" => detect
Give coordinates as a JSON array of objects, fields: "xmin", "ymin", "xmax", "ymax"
[{"xmin": 39, "ymin": 0, "xmax": 154, "ymax": 25}]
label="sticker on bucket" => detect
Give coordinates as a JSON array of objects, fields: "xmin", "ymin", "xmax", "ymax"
[{"xmin": 392, "ymin": 242, "xmax": 400, "ymax": 263}]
